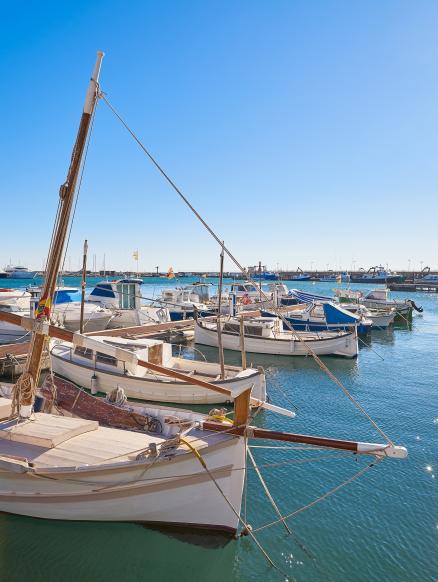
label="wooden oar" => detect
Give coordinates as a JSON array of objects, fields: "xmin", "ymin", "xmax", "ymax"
[{"xmin": 0, "ymin": 311, "xmax": 294, "ymax": 417}]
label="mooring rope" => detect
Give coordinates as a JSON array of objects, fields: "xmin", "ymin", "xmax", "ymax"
[{"xmin": 252, "ymin": 456, "xmax": 383, "ymax": 534}]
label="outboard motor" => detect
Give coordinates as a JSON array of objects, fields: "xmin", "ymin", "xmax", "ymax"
[{"xmin": 407, "ymin": 299, "xmax": 423, "ymax": 313}]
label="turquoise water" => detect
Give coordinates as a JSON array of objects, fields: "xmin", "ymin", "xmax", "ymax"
[{"xmin": 0, "ymin": 278, "xmax": 437, "ymax": 581}]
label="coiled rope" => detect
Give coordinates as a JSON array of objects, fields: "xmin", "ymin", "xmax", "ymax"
[{"xmin": 10, "ymin": 372, "xmax": 35, "ymax": 418}]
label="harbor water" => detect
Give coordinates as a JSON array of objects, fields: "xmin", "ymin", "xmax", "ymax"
[{"xmin": 0, "ymin": 278, "xmax": 436, "ymax": 581}]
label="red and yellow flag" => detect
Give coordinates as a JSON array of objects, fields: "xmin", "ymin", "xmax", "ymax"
[
  {"xmin": 34, "ymin": 296, "xmax": 52, "ymax": 319},
  {"xmin": 167, "ymin": 267, "xmax": 175, "ymax": 279}
]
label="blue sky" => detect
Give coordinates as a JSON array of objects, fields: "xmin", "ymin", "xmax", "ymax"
[{"xmin": 1, "ymin": 1, "xmax": 437, "ymax": 272}]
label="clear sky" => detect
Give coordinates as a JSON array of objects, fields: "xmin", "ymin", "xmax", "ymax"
[{"xmin": 1, "ymin": 1, "xmax": 437, "ymax": 273}]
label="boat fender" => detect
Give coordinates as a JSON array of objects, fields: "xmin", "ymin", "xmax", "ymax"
[
  {"xmin": 91, "ymin": 374, "xmax": 98, "ymax": 395},
  {"xmin": 407, "ymin": 300, "xmax": 423, "ymax": 313}
]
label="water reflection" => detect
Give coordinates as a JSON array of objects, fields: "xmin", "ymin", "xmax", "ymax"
[
  {"xmin": 0, "ymin": 513, "xmax": 237, "ymax": 582},
  {"xmin": 147, "ymin": 525, "xmax": 233, "ymax": 548}
]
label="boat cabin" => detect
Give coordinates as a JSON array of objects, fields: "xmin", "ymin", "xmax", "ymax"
[
  {"xmin": 266, "ymin": 283, "xmax": 289, "ymax": 296},
  {"xmin": 161, "ymin": 288, "xmax": 201, "ymax": 305},
  {"xmin": 223, "ymin": 317, "xmax": 279, "ymax": 338},
  {"xmin": 70, "ymin": 336, "xmax": 172, "ymax": 376},
  {"xmin": 230, "ymin": 282, "xmax": 261, "ymax": 298},
  {"xmin": 363, "ymin": 288, "xmax": 390, "ymax": 301},
  {"xmin": 88, "ymin": 280, "xmax": 141, "ymax": 310}
]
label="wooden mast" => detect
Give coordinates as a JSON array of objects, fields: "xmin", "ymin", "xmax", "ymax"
[{"xmin": 19, "ymin": 52, "xmax": 104, "ymax": 417}]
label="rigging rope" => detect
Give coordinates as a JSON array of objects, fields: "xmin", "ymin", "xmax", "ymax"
[
  {"xmin": 100, "ymin": 92, "xmax": 393, "ymax": 445},
  {"xmin": 252, "ymin": 456, "xmax": 383, "ymax": 534},
  {"xmin": 59, "ymin": 99, "xmax": 98, "ymax": 286},
  {"xmin": 179, "ymin": 436, "xmax": 294, "ymax": 580}
]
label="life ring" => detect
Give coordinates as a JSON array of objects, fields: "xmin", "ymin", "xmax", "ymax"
[{"xmin": 241, "ymin": 293, "xmax": 252, "ymax": 305}]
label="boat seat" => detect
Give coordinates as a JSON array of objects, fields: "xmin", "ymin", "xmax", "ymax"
[{"xmin": 0, "ymin": 413, "xmax": 98, "ymax": 449}]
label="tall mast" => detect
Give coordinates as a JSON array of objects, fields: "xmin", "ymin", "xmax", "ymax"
[{"xmin": 18, "ymin": 52, "xmax": 104, "ymax": 418}]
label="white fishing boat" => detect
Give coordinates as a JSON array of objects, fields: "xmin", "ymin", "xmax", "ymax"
[
  {"xmin": 51, "ymin": 302, "xmax": 114, "ymax": 332},
  {"xmin": 50, "ymin": 335, "xmax": 267, "ymax": 404},
  {"xmin": 0, "ymin": 288, "xmax": 113, "ymax": 343},
  {"xmin": 0, "ymin": 288, "xmax": 31, "ymax": 304},
  {"xmin": 195, "ymin": 316, "xmax": 358, "ymax": 357},
  {"xmin": 3, "ymin": 265, "xmax": 37, "ymax": 279},
  {"xmin": 159, "ymin": 286, "xmax": 212, "ymax": 320},
  {"xmin": 88, "ymin": 279, "xmax": 169, "ymax": 327},
  {"xmin": 229, "ymin": 282, "xmax": 261, "ymax": 300},
  {"xmin": 334, "ymin": 288, "xmax": 416, "ymax": 319},
  {"xmin": 0, "ymin": 404, "xmax": 247, "ymax": 531},
  {"xmin": 262, "ymin": 301, "xmax": 373, "ymax": 334},
  {"xmin": 341, "ymin": 303, "xmax": 396, "ymax": 329},
  {"xmin": 0, "ymin": 52, "xmax": 407, "ymax": 544}
]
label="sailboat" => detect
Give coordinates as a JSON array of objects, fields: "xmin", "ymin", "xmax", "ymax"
[
  {"xmin": 49, "ymin": 334, "xmax": 267, "ymax": 404},
  {"xmin": 0, "ymin": 53, "xmax": 406, "ymax": 539},
  {"xmin": 195, "ymin": 315, "xmax": 359, "ymax": 357}
]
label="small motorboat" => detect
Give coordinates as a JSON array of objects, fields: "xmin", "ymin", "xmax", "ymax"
[{"xmin": 88, "ymin": 279, "xmax": 170, "ymax": 326}]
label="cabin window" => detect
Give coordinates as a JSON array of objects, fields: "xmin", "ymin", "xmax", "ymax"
[
  {"xmin": 223, "ymin": 322, "xmax": 263, "ymax": 336},
  {"xmin": 74, "ymin": 347, "xmax": 93, "ymax": 360},
  {"xmin": 96, "ymin": 352, "xmax": 118, "ymax": 367},
  {"xmin": 117, "ymin": 283, "xmax": 136, "ymax": 310}
]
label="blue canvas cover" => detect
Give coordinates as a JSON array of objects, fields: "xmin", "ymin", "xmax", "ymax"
[{"xmin": 323, "ymin": 302, "xmax": 359, "ymax": 325}]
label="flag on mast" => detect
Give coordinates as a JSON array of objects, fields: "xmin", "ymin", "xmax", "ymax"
[
  {"xmin": 167, "ymin": 267, "xmax": 175, "ymax": 279},
  {"xmin": 133, "ymin": 250, "xmax": 138, "ymax": 261}
]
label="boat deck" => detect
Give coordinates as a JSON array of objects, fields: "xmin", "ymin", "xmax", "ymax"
[{"xmin": 0, "ymin": 413, "xmax": 231, "ymax": 470}]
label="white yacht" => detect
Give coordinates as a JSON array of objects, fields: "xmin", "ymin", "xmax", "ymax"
[{"xmin": 3, "ymin": 265, "xmax": 37, "ymax": 279}]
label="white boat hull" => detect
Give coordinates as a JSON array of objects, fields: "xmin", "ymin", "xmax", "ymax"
[
  {"xmin": 195, "ymin": 321, "xmax": 358, "ymax": 358},
  {"xmin": 368, "ymin": 312, "xmax": 396, "ymax": 328},
  {"xmin": 0, "ymin": 416, "xmax": 245, "ymax": 532},
  {"xmin": 51, "ymin": 346, "xmax": 266, "ymax": 404},
  {"xmin": 52, "ymin": 305, "xmax": 113, "ymax": 333},
  {"xmin": 362, "ymin": 299, "xmax": 411, "ymax": 317}
]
